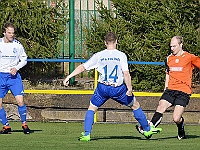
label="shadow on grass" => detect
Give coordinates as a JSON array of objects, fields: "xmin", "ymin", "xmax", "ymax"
[
  {"xmin": 156, "ymin": 134, "xmax": 200, "ymax": 140},
  {"xmin": 91, "ymin": 135, "xmax": 143, "ymax": 141},
  {"xmin": 186, "ymin": 135, "xmax": 200, "ymax": 139},
  {"xmin": 11, "ymin": 129, "xmax": 43, "ymax": 134},
  {"xmin": 90, "ymin": 134, "xmax": 200, "ymax": 141}
]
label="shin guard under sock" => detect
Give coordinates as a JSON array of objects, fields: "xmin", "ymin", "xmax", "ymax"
[
  {"xmin": 18, "ymin": 104, "xmax": 27, "ymax": 123},
  {"xmin": 176, "ymin": 117, "xmax": 184, "ymax": 131},
  {"xmin": 0, "ymin": 107, "xmax": 9, "ymax": 126},
  {"xmin": 133, "ymin": 107, "xmax": 150, "ymax": 131},
  {"xmin": 151, "ymin": 112, "xmax": 163, "ymax": 127},
  {"xmin": 84, "ymin": 110, "xmax": 94, "ymax": 136}
]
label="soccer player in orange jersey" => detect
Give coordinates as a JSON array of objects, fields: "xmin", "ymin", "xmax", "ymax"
[{"xmin": 136, "ymin": 36, "xmax": 200, "ymax": 140}]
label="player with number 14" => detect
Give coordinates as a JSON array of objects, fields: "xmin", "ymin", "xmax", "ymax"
[{"xmin": 63, "ymin": 32, "xmax": 162, "ymax": 141}]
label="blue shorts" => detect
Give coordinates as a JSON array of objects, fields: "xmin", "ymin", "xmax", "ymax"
[
  {"xmin": 90, "ymin": 83, "xmax": 135, "ymax": 108},
  {"xmin": 0, "ymin": 72, "xmax": 24, "ymax": 98}
]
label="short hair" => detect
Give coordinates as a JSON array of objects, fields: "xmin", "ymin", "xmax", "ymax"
[
  {"xmin": 104, "ymin": 32, "xmax": 117, "ymax": 44},
  {"xmin": 2, "ymin": 22, "xmax": 15, "ymax": 33},
  {"xmin": 173, "ymin": 35, "xmax": 183, "ymax": 44}
]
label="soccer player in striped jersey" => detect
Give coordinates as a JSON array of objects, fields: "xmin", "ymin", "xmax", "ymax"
[
  {"xmin": 137, "ymin": 36, "xmax": 200, "ymax": 140},
  {"xmin": 63, "ymin": 32, "xmax": 162, "ymax": 141},
  {"xmin": 0, "ymin": 22, "xmax": 30, "ymax": 134}
]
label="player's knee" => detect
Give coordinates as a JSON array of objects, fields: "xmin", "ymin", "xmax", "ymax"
[
  {"xmin": 15, "ymin": 95, "xmax": 24, "ymax": 106},
  {"xmin": 0, "ymin": 100, "xmax": 3, "ymax": 108},
  {"xmin": 131, "ymin": 100, "xmax": 140, "ymax": 110},
  {"xmin": 156, "ymin": 105, "xmax": 167, "ymax": 113},
  {"xmin": 173, "ymin": 116, "xmax": 182, "ymax": 123},
  {"xmin": 17, "ymin": 101, "xmax": 24, "ymax": 106},
  {"xmin": 157, "ymin": 100, "xmax": 171, "ymax": 112}
]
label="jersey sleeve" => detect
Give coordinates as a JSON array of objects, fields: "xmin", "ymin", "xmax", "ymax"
[
  {"xmin": 15, "ymin": 44, "xmax": 27, "ymax": 70},
  {"xmin": 83, "ymin": 53, "xmax": 98, "ymax": 71},
  {"xmin": 120, "ymin": 53, "xmax": 129, "ymax": 71},
  {"xmin": 191, "ymin": 54, "xmax": 200, "ymax": 68}
]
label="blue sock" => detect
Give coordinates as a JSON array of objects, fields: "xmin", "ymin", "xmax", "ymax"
[
  {"xmin": 133, "ymin": 107, "xmax": 150, "ymax": 131},
  {"xmin": 0, "ymin": 107, "xmax": 9, "ymax": 126},
  {"xmin": 84, "ymin": 110, "xmax": 94, "ymax": 136},
  {"xmin": 18, "ymin": 104, "xmax": 27, "ymax": 124}
]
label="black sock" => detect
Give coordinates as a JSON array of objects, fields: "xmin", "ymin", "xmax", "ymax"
[
  {"xmin": 176, "ymin": 117, "xmax": 184, "ymax": 131},
  {"xmin": 151, "ymin": 112, "xmax": 163, "ymax": 127}
]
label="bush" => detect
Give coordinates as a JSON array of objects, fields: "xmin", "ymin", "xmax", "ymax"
[
  {"xmin": 85, "ymin": 0, "xmax": 200, "ymax": 91},
  {"xmin": 0, "ymin": 0, "xmax": 68, "ymax": 79}
]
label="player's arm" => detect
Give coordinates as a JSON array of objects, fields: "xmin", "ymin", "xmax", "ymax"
[
  {"xmin": 63, "ymin": 64, "xmax": 85, "ymax": 86},
  {"xmin": 120, "ymin": 53, "xmax": 132, "ymax": 95},
  {"xmin": 123, "ymin": 71, "xmax": 133, "ymax": 96},
  {"xmin": 63, "ymin": 53, "xmax": 98, "ymax": 86},
  {"xmin": 164, "ymin": 73, "xmax": 169, "ymax": 91},
  {"xmin": 15, "ymin": 46, "xmax": 28, "ymax": 70},
  {"xmin": 10, "ymin": 45, "xmax": 27, "ymax": 75},
  {"xmin": 164, "ymin": 57, "xmax": 169, "ymax": 91},
  {"xmin": 191, "ymin": 54, "xmax": 200, "ymax": 68}
]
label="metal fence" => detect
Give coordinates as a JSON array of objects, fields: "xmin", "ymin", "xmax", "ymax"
[
  {"xmin": 47, "ymin": 0, "xmax": 112, "ymax": 59},
  {"xmin": 38, "ymin": 0, "xmax": 199, "ymax": 84}
]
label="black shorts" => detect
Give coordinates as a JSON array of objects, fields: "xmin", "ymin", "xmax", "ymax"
[{"xmin": 160, "ymin": 89, "xmax": 190, "ymax": 107}]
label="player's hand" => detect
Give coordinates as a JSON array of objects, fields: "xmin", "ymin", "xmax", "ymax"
[
  {"xmin": 63, "ymin": 77, "xmax": 70, "ymax": 86},
  {"xmin": 10, "ymin": 68, "xmax": 17, "ymax": 76},
  {"xmin": 126, "ymin": 90, "xmax": 132, "ymax": 96}
]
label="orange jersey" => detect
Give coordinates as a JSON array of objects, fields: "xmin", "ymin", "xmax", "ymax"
[{"xmin": 166, "ymin": 51, "xmax": 200, "ymax": 94}]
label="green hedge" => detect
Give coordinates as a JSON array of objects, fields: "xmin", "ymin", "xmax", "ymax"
[
  {"xmin": 85, "ymin": 0, "xmax": 200, "ymax": 91},
  {"xmin": 0, "ymin": 0, "xmax": 68, "ymax": 79}
]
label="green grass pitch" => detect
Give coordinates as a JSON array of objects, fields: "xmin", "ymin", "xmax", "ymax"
[{"xmin": 0, "ymin": 121, "xmax": 200, "ymax": 150}]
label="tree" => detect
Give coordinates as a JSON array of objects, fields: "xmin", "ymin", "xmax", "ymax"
[
  {"xmin": 85, "ymin": 0, "xmax": 200, "ymax": 91},
  {"xmin": 0, "ymin": 0, "xmax": 68, "ymax": 79}
]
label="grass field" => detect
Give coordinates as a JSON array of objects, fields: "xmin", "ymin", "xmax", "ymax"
[{"xmin": 0, "ymin": 121, "xmax": 200, "ymax": 150}]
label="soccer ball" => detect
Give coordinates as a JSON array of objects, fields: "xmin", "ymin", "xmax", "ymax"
[{"xmin": 137, "ymin": 120, "xmax": 153, "ymax": 134}]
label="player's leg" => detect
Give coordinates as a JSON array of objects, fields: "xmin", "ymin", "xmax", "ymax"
[
  {"xmin": 131, "ymin": 99, "xmax": 162, "ymax": 138},
  {"xmin": 151, "ymin": 90, "xmax": 175, "ymax": 127},
  {"xmin": 15, "ymin": 95, "xmax": 30, "ymax": 134},
  {"xmin": 131, "ymin": 99, "xmax": 150, "ymax": 131},
  {"xmin": 173, "ymin": 106, "xmax": 185, "ymax": 140},
  {"xmin": 0, "ymin": 98, "xmax": 12, "ymax": 134},
  {"xmin": 151, "ymin": 99, "xmax": 171, "ymax": 127},
  {"xmin": 8, "ymin": 73, "xmax": 30, "ymax": 134},
  {"xmin": 16, "ymin": 95, "xmax": 26, "ymax": 123},
  {"xmin": 79, "ymin": 103, "xmax": 98, "ymax": 141},
  {"xmin": 173, "ymin": 92, "xmax": 189, "ymax": 140},
  {"xmin": 0, "ymin": 73, "xmax": 11, "ymax": 134},
  {"xmin": 111, "ymin": 85, "xmax": 151, "ymax": 132},
  {"xmin": 83, "ymin": 104, "xmax": 97, "ymax": 136},
  {"xmin": 79, "ymin": 83, "xmax": 107, "ymax": 141},
  {"xmin": 143, "ymin": 99, "xmax": 170, "ymax": 138},
  {"xmin": 112, "ymin": 85, "xmax": 162, "ymax": 138}
]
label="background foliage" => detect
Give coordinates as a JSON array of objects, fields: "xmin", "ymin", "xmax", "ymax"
[
  {"xmin": 0, "ymin": 0, "xmax": 199, "ymax": 91},
  {"xmin": 85, "ymin": 0, "xmax": 200, "ymax": 91},
  {"xmin": 0, "ymin": 0, "xmax": 68, "ymax": 79}
]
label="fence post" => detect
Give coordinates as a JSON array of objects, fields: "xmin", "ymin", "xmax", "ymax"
[
  {"xmin": 69, "ymin": 0, "xmax": 75, "ymax": 84},
  {"xmin": 94, "ymin": 69, "xmax": 98, "ymax": 123}
]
